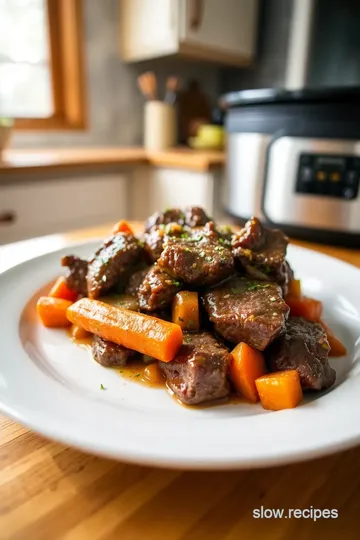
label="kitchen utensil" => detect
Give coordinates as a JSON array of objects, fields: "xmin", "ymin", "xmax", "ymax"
[
  {"xmin": 137, "ymin": 71, "xmax": 157, "ymax": 101},
  {"xmin": 164, "ymin": 76, "xmax": 181, "ymax": 105}
]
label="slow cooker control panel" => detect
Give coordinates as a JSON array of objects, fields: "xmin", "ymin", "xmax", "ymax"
[{"xmin": 296, "ymin": 154, "xmax": 359, "ymax": 200}]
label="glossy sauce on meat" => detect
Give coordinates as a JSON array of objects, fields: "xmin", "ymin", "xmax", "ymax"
[{"xmin": 57, "ymin": 207, "xmax": 337, "ymax": 409}]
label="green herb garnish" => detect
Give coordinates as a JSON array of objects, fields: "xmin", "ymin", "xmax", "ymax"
[{"xmin": 100, "ymin": 383, "xmax": 106, "ymax": 390}]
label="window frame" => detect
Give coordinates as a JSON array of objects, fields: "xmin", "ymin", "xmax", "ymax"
[{"xmin": 14, "ymin": 0, "xmax": 86, "ymax": 130}]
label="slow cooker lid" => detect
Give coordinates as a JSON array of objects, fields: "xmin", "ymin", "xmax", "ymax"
[{"xmin": 222, "ymin": 86, "xmax": 360, "ymax": 108}]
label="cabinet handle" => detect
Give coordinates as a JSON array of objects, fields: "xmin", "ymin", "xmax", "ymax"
[
  {"xmin": 0, "ymin": 211, "xmax": 16, "ymax": 225},
  {"xmin": 189, "ymin": 0, "xmax": 204, "ymax": 31}
]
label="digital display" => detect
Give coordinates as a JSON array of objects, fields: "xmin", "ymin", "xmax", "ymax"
[
  {"xmin": 296, "ymin": 153, "xmax": 359, "ymax": 200},
  {"xmin": 316, "ymin": 156, "xmax": 346, "ymax": 168}
]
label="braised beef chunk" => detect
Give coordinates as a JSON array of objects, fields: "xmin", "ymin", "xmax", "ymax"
[
  {"xmin": 203, "ymin": 277, "xmax": 289, "ymax": 350},
  {"xmin": 158, "ymin": 237, "xmax": 234, "ymax": 286},
  {"xmin": 184, "ymin": 206, "xmax": 211, "ymax": 228},
  {"xmin": 92, "ymin": 335, "xmax": 137, "ymax": 367},
  {"xmin": 125, "ymin": 267, "xmax": 150, "ymax": 296},
  {"xmin": 138, "ymin": 264, "xmax": 182, "ymax": 311},
  {"xmin": 144, "ymin": 222, "xmax": 184, "ymax": 262},
  {"xmin": 266, "ymin": 317, "xmax": 335, "ymax": 390},
  {"xmin": 160, "ymin": 332, "xmax": 231, "ymax": 405},
  {"xmin": 145, "ymin": 208, "xmax": 185, "ymax": 233},
  {"xmin": 232, "ymin": 217, "xmax": 291, "ymax": 295},
  {"xmin": 61, "ymin": 255, "xmax": 88, "ymax": 297},
  {"xmin": 87, "ymin": 233, "xmax": 142, "ymax": 299}
]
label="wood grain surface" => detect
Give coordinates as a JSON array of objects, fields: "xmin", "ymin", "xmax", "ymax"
[{"xmin": 1, "ymin": 223, "xmax": 360, "ymax": 540}]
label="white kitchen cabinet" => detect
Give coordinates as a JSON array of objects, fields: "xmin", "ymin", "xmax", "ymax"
[
  {"xmin": 0, "ymin": 174, "xmax": 128, "ymax": 245},
  {"xmin": 119, "ymin": 0, "xmax": 259, "ymax": 65}
]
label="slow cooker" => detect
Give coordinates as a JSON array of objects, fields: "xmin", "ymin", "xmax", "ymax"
[{"xmin": 223, "ymin": 87, "xmax": 360, "ymax": 246}]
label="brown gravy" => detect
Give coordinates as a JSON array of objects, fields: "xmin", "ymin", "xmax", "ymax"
[{"xmin": 70, "ymin": 335, "xmax": 245, "ymax": 408}]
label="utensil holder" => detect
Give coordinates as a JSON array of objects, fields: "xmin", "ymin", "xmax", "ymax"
[{"xmin": 144, "ymin": 101, "xmax": 176, "ymax": 151}]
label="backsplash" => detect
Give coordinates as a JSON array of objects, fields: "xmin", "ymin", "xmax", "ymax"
[
  {"xmin": 220, "ymin": 0, "xmax": 294, "ymax": 93},
  {"xmin": 13, "ymin": 0, "xmax": 221, "ymax": 149}
]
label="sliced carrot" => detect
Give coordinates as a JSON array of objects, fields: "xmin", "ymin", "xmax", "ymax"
[
  {"xmin": 287, "ymin": 279, "xmax": 302, "ymax": 299},
  {"xmin": 320, "ymin": 321, "xmax": 347, "ymax": 357},
  {"xmin": 286, "ymin": 296, "xmax": 322, "ymax": 321},
  {"xmin": 172, "ymin": 291, "xmax": 199, "ymax": 332},
  {"xmin": 67, "ymin": 298, "xmax": 183, "ymax": 362},
  {"xmin": 49, "ymin": 276, "xmax": 78, "ymax": 302},
  {"xmin": 71, "ymin": 324, "xmax": 91, "ymax": 340},
  {"xmin": 112, "ymin": 220, "xmax": 134, "ymax": 235},
  {"xmin": 37, "ymin": 297, "xmax": 73, "ymax": 328},
  {"xmin": 229, "ymin": 342, "xmax": 267, "ymax": 403},
  {"xmin": 255, "ymin": 370, "xmax": 303, "ymax": 411}
]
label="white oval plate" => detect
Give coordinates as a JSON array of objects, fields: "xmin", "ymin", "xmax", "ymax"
[{"xmin": 0, "ymin": 241, "xmax": 360, "ymax": 469}]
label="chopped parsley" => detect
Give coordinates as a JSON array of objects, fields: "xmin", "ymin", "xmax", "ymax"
[
  {"xmin": 135, "ymin": 373, "xmax": 140, "ymax": 377},
  {"xmin": 172, "ymin": 280, "xmax": 181, "ymax": 287},
  {"xmin": 246, "ymin": 282, "xmax": 272, "ymax": 291},
  {"xmin": 184, "ymin": 247, "xmax": 191, "ymax": 252},
  {"xmin": 263, "ymin": 265, "xmax": 272, "ymax": 274},
  {"xmin": 100, "ymin": 383, "xmax": 106, "ymax": 390}
]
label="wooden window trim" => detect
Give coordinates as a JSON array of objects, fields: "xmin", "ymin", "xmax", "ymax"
[{"xmin": 15, "ymin": 0, "xmax": 87, "ymax": 131}]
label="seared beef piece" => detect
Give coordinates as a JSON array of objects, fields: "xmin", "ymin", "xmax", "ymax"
[
  {"xmin": 160, "ymin": 332, "xmax": 231, "ymax": 405},
  {"xmin": 92, "ymin": 335, "xmax": 137, "ymax": 367},
  {"xmin": 266, "ymin": 317, "xmax": 335, "ymax": 390},
  {"xmin": 184, "ymin": 206, "xmax": 211, "ymax": 228},
  {"xmin": 138, "ymin": 264, "xmax": 182, "ymax": 311},
  {"xmin": 232, "ymin": 217, "xmax": 291, "ymax": 294},
  {"xmin": 125, "ymin": 267, "xmax": 150, "ymax": 296},
  {"xmin": 144, "ymin": 222, "xmax": 184, "ymax": 262},
  {"xmin": 145, "ymin": 208, "xmax": 185, "ymax": 233},
  {"xmin": 203, "ymin": 277, "xmax": 289, "ymax": 350},
  {"xmin": 87, "ymin": 233, "xmax": 142, "ymax": 299},
  {"xmin": 158, "ymin": 237, "xmax": 234, "ymax": 286},
  {"xmin": 61, "ymin": 255, "xmax": 88, "ymax": 297}
]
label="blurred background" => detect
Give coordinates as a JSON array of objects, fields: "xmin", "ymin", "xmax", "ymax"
[{"xmin": 1, "ymin": 0, "xmax": 360, "ymax": 246}]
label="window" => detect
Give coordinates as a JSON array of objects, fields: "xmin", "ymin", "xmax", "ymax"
[{"xmin": 0, "ymin": 0, "xmax": 86, "ymax": 129}]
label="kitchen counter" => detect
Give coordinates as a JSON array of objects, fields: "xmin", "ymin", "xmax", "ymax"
[
  {"xmin": 1, "ymin": 223, "xmax": 360, "ymax": 539},
  {"xmin": 0, "ymin": 147, "xmax": 225, "ymax": 175}
]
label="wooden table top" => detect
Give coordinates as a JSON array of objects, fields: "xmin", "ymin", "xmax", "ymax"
[{"xmin": 1, "ymin": 223, "xmax": 360, "ymax": 540}]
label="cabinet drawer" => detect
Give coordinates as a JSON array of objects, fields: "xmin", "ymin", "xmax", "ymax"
[{"xmin": 0, "ymin": 174, "xmax": 128, "ymax": 245}]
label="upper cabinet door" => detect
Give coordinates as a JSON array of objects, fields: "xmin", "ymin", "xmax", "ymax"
[
  {"xmin": 120, "ymin": 0, "xmax": 178, "ymax": 61},
  {"xmin": 179, "ymin": 0, "xmax": 259, "ymax": 64}
]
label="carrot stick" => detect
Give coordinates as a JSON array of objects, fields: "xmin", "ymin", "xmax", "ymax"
[
  {"xmin": 255, "ymin": 370, "xmax": 303, "ymax": 411},
  {"xmin": 49, "ymin": 276, "xmax": 78, "ymax": 302},
  {"xmin": 112, "ymin": 220, "xmax": 134, "ymax": 235},
  {"xmin": 37, "ymin": 297, "xmax": 73, "ymax": 328},
  {"xmin": 67, "ymin": 298, "xmax": 183, "ymax": 362},
  {"xmin": 320, "ymin": 321, "xmax": 347, "ymax": 357},
  {"xmin": 286, "ymin": 296, "xmax": 322, "ymax": 321},
  {"xmin": 172, "ymin": 291, "xmax": 199, "ymax": 331},
  {"xmin": 229, "ymin": 342, "xmax": 267, "ymax": 403}
]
